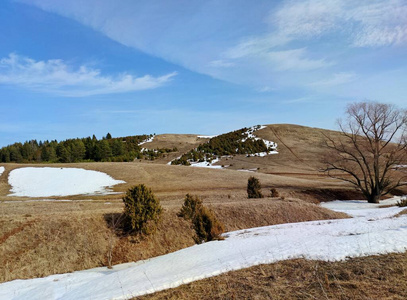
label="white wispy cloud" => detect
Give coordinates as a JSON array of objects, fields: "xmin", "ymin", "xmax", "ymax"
[
  {"xmin": 16, "ymin": 0, "xmax": 407, "ymax": 101},
  {"xmin": 268, "ymin": 0, "xmax": 407, "ymax": 48},
  {"xmin": 224, "ymin": 34, "xmax": 290, "ymax": 59},
  {"xmin": 266, "ymin": 48, "xmax": 333, "ymax": 71},
  {"xmin": 209, "ymin": 60, "xmax": 235, "ymax": 68},
  {"xmin": 271, "ymin": 0, "xmax": 343, "ymax": 39},
  {"xmin": 350, "ymin": 0, "xmax": 407, "ymax": 47},
  {"xmin": 0, "ymin": 53, "xmax": 177, "ymax": 97},
  {"xmin": 310, "ymin": 72, "xmax": 357, "ymax": 87}
]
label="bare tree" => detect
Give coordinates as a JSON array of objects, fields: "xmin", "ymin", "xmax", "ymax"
[{"xmin": 323, "ymin": 102, "xmax": 407, "ymax": 203}]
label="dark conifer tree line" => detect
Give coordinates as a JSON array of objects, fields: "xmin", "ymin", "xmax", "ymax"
[{"xmin": 0, "ymin": 133, "xmax": 176, "ymax": 163}]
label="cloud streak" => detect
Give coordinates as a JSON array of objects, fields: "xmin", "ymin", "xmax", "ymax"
[
  {"xmin": 15, "ymin": 0, "xmax": 407, "ymax": 102},
  {"xmin": 0, "ymin": 53, "xmax": 177, "ymax": 96},
  {"xmin": 268, "ymin": 0, "xmax": 407, "ymax": 47},
  {"xmin": 310, "ymin": 72, "xmax": 357, "ymax": 87}
]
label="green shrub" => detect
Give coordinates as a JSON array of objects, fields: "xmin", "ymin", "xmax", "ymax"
[
  {"xmin": 122, "ymin": 184, "xmax": 162, "ymax": 235},
  {"xmin": 193, "ymin": 205, "xmax": 224, "ymax": 244},
  {"xmin": 178, "ymin": 194, "xmax": 203, "ymax": 220},
  {"xmin": 178, "ymin": 194, "xmax": 224, "ymax": 243},
  {"xmin": 247, "ymin": 176, "xmax": 263, "ymax": 198}
]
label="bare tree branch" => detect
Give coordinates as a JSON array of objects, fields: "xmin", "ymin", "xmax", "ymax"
[{"xmin": 322, "ymin": 102, "xmax": 407, "ymax": 203}]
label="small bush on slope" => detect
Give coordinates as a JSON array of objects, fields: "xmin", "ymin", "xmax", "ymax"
[
  {"xmin": 247, "ymin": 176, "xmax": 263, "ymax": 199},
  {"xmin": 192, "ymin": 205, "xmax": 224, "ymax": 244},
  {"xmin": 177, "ymin": 194, "xmax": 203, "ymax": 220},
  {"xmin": 178, "ymin": 194, "xmax": 224, "ymax": 243},
  {"xmin": 122, "ymin": 184, "xmax": 162, "ymax": 235}
]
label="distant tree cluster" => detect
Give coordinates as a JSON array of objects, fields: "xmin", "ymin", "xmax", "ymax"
[
  {"xmin": 141, "ymin": 147, "xmax": 178, "ymax": 161},
  {"xmin": 171, "ymin": 126, "xmax": 276, "ymax": 166},
  {"xmin": 0, "ymin": 133, "xmax": 176, "ymax": 163}
]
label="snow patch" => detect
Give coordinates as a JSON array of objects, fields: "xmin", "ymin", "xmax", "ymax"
[
  {"xmin": 138, "ymin": 136, "xmax": 154, "ymax": 145},
  {"xmin": 190, "ymin": 158, "xmax": 223, "ymax": 169},
  {"xmin": 0, "ymin": 166, "xmax": 4, "ymax": 177},
  {"xmin": 247, "ymin": 151, "xmax": 278, "ymax": 157},
  {"xmin": 1, "ymin": 198, "xmax": 406, "ymax": 299},
  {"xmin": 197, "ymin": 135, "xmax": 216, "ymax": 139},
  {"xmin": 8, "ymin": 167, "xmax": 125, "ymax": 197},
  {"xmin": 321, "ymin": 197, "xmax": 406, "ymax": 218},
  {"xmin": 237, "ymin": 168, "xmax": 258, "ymax": 172},
  {"xmin": 242, "ymin": 125, "xmax": 278, "ymax": 156}
]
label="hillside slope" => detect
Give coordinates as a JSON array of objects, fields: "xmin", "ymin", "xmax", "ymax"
[{"xmin": 141, "ymin": 124, "xmax": 344, "ymax": 177}]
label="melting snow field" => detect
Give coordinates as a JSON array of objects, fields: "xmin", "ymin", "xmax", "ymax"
[
  {"xmin": 8, "ymin": 167, "xmax": 125, "ymax": 197},
  {"xmin": 0, "ymin": 197, "xmax": 406, "ymax": 300}
]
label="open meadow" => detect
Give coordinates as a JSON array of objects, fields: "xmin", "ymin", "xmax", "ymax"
[{"xmin": 0, "ymin": 124, "xmax": 406, "ymax": 299}]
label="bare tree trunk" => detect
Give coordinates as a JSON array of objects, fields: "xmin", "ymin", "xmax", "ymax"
[{"xmin": 367, "ymin": 191, "xmax": 381, "ymax": 204}]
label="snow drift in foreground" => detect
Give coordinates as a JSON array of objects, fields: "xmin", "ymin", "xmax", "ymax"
[
  {"xmin": 0, "ymin": 166, "xmax": 4, "ymax": 177},
  {"xmin": 8, "ymin": 167, "xmax": 125, "ymax": 197},
  {"xmin": 0, "ymin": 198, "xmax": 406, "ymax": 300}
]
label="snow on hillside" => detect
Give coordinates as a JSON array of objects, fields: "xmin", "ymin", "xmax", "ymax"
[
  {"xmin": 1, "ymin": 197, "xmax": 406, "ymax": 300},
  {"xmin": 190, "ymin": 158, "xmax": 223, "ymax": 169},
  {"xmin": 169, "ymin": 125, "xmax": 278, "ymax": 168},
  {"xmin": 138, "ymin": 136, "xmax": 154, "ymax": 145},
  {"xmin": 8, "ymin": 167, "xmax": 125, "ymax": 197},
  {"xmin": 197, "ymin": 135, "xmax": 217, "ymax": 139},
  {"xmin": 0, "ymin": 166, "xmax": 4, "ymax": 176},
  {"xmin": 243, "ymin": 125, "xmax": 278, "ymax": 152}
]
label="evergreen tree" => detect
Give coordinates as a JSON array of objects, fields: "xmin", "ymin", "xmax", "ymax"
[
  {"xmin": 94, "ymin": 140, "xmax": 112, "ymax": 161},
  {"xmin": 111, "ymin": 139, "xmax": 124, "ymax": 157},
  {"xmin": 122, "ymin": 184, "xmax": 162, "ymax": 234},
  {"xmin": 70, "ymin": 139, "xmax": 86, "ymax": 162},
  {"xmin": 9, "ymin": 145, "xmax": 23, "ymax": 162},
  {"xmin": 247, "ymin": 176, "xmax": 263, "ymax": 198},
  {"xmin": 56, "ymin": 143, "xmax": 71, "ymax": 163}
]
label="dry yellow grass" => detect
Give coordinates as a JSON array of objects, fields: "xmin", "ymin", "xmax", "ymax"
[
  {"xmin": 0, "ymin": 161, "xmax": 349, "ymax": 202},
  {"xmin": 0, "ymin": 195, "xmax": 347, "ymax": 283},
  {"xmin": 3, "ymin": 124, "xmax": 399, "ymax": 203},
  {"xmin": 211, "ymin": 198, "xmax": 348, "ymax": 231},
  {"xmin": 0, "ymin": 212, "xmax": 110, "ymax": 282},
  {"xmin": 138, "ymin": 252, "xmax": 407, "ymax": 300},
  {"xmin": 140, "ymin": 134, "xmax": 208, "ymax": 164},
  {"xmin": 0, "ymin": 124, "xmax": 404, "ymax": 295},
  {"xmin": 208, "ymin": 124, "xmax": 344, "ymax": 175}
]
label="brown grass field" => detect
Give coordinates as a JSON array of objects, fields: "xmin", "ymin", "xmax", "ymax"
[
  {"xmin": 0, "ymin": 196, "xmax": 348, "ymax": 283},
  {"xmin": 138, "ymin": 252, "xmax": 407, "ymax": 300},
  {"xmin": 0, "ymin": 124, "xmax": 406, "ymax": 298}
]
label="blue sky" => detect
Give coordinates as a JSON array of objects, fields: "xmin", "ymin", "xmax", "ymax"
[{"xmin": 1, "ymin": 0, "xmax": 406, "ymax": 147}]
